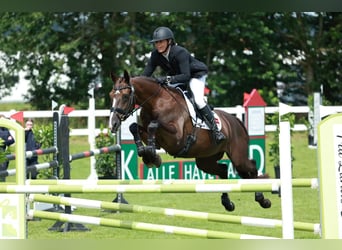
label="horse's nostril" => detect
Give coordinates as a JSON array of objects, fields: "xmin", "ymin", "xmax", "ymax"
[{"xmin": 109, "ymin": 118, "xmax": 121, "ymax": 133}]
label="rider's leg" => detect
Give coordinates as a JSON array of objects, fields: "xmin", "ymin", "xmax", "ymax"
[
  {"xmin": 198, "ymin": 104, "xmax": 226, "ymax": 144},
  {"xmin": 189, "ymin": 77, "xmax": 225, "ymax": 144}
]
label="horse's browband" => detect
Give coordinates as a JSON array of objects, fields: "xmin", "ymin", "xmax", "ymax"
[{"xmin": 113, "ymin": 86, "xmax": 131, "ymax": 92}]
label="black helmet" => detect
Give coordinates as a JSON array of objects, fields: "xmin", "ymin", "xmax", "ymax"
[{"xmin": 150, "ymin": 27, "xmax": 174, "ymax": 43}]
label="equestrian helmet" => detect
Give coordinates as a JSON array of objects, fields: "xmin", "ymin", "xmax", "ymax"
[{"xmin": 150, "ymin": 27, "xmax": 174, "ymax": 43}]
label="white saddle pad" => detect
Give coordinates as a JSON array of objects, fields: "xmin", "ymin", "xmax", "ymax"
[{"xmin": 182, "ymin": 92, "xmax": 222, "ymax": 131}]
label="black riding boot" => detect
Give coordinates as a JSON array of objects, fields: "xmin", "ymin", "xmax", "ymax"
[{"xmin": 199, "ymin": 105, "xmax": 226, "ymax": 144}]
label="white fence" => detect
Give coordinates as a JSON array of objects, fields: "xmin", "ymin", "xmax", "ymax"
[{"xmin": 1, "ymin": 105, "xmax": 342, "ymax": 136}]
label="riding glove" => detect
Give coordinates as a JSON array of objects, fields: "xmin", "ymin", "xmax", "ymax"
[{"xmin": 155, "ymin": 76, "xmax": 172, "ymax": 85}]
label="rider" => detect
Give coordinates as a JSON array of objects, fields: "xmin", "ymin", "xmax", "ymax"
[{"xmin": 142, "ymin": 26, "xmax": 225, "ymax": 144}]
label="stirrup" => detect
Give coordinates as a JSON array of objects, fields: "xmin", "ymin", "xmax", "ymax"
[{"xmin": 213, "ymin": 131, "xmax": 225, "ymax": 144}]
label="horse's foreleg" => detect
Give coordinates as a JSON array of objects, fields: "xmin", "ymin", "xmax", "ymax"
[
  {"xmin": 146, "ymin": 121, "xmax": 161, "ymax": 167},
  {"xmin": 130, "ymin": 121, "xmax": 161, "ymax": 168},
  {"xmin": 129, "ymin": 123, "xmax": 145, "ymax": 156},
  {"xmin": 221, "ymin": 193, "xmax": 235, "ymax": 212},
  {"xmin": 147, "ymin": 121, "xmax": 158, "ymax": 148}
]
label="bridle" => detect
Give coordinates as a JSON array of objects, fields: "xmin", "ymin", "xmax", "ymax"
[
  {"xmin": 110, "ymin": 84, "xmax": 136, "ymax": 121},
  {"xmin": 110, "ymin": 79, "xmax": 163, "ymax": 122}
]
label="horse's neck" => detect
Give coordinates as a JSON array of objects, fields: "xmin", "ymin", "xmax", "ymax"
[
  {"xmin": 132, "ymin": 77, "xmax": 162, "ymax": 105},
  {"xmin": 133, "ymin": 77, "xmax": 186, "ymax": 112}
]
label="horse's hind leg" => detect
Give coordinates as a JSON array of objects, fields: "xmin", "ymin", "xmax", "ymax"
[
  {"xmin": 255, "ymin": 192, "xmax": 271, "ymax": 208},
  {"xmin": 235, "ymin": 160, "xmax": 271, "ymax": 209},
  {"xmin": 196, "ymin": 155, "xmax": 235, "ymax": 212}
]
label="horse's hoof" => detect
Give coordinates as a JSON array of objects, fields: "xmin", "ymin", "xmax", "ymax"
[
  {"xmin": 260, "ymin": 199, "xmax": 271, "ymax": 209},
  {"xmin": 223, "ymin": 201, "xmax": 235, "ymax": 212},
  {"xmin": 221, "ymin": 195, "xmax": 235, "ymax": 212},
  {"xmin": 142, "ymin": 156, "xmax": 153, "ymax": 167},
  {"xmin": 144, "ymin": 163, "xmax": 155, "ymax": 168},
  {"xmin": 153, "ymin": 155, "xmax": 162, "ymax": 168},
  {"xmin": 144, "ymin": 163, "xmax": 154, "ymax": 168},
  {"xmin": 255, "ymin": 192, "xmax": 271, "ymax": 209}
]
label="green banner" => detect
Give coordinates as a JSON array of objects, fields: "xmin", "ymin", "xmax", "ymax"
[
  {"xmin": 122, "ymin": 139, "xmax": 265, "ymax": 180},
  {"xmin": 121, "ymin": 143, "xmax": 139, "ymax": 180}
]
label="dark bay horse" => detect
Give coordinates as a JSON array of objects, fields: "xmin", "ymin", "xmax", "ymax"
[{"xmin": 109, "ymin": 70, "xmax": 271, "ymax": 211}]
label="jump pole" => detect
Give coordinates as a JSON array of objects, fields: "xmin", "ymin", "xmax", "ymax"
[
  {"xmin": 27, "ymin": 209, "xmax": 277, "ymax": 239},
  {"xmin": 1, "ymin": 161, "xmax": 58, "ymax": 177},
  {"xmin": 25, "ymin": 178, "xmax": 319, "ymax": 188},
  {"xmin": 5, "ymin": 147, "xmax": 58, "ymax": 161},
  {"xmin": 0, "ymin": 146, "xmax": 119, "ymax": 178},
  {"xmin": 0, "ymin": 183, "xmax": 284, "ymax": 193},
  {"xmin": 69, "ymin": 145, "xmax": 121, "ymax": 162},
  {"xmin": 29, "ymin": 194, "xmax": 320, "ymax": 234}
]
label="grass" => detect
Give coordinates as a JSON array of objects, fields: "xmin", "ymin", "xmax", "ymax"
[{"xmin": 3, "ymin": 131, "xmax": 318, "ymax": 239}]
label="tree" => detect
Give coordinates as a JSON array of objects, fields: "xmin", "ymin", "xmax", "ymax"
[
  {"xmin": 0, "ymin": 12, "xmax": 341, "ymax": 108},
  {"xmin": 0, "ymin": 12, "xmax": 137, "ymax": 109},
  {"xmin": 268, "ymin": 12, "xmax": 342, "ymax": 105}
]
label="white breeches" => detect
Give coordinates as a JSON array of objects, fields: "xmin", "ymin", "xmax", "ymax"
[{"xmin": 189, "ymin": 75, "xmax": 207, "ymax": 109}]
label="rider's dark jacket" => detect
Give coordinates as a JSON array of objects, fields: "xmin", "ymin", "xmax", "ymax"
[
  {"xmin": 142, "ymin": 44, "xmax": 208, "ymax": 85},
  {"xmin": 0, "ymin": 127, "xmax": 15, "ymax": 151}
]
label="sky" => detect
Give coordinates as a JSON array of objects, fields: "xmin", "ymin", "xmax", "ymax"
[{"xmin": 1, "ymin": 71, "xmax": 29, "ymax": 103}]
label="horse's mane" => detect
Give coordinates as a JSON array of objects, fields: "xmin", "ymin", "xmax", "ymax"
[
  {"xmin": 132, "ymin": 75, "xmax": 183, "ymax": 95},
  {"xmin": 133, "ymin": 75, "xmax": 158, "ymax": 84}
]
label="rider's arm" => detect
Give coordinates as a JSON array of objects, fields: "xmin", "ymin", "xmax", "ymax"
[{"xmin": 142, "ymin": 50, "xmax": 158, "ymax": 77}]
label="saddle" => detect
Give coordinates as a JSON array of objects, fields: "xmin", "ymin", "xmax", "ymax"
[{"xmin": 175, "ymin": 87, "xmax": 222, "ymax": 131}]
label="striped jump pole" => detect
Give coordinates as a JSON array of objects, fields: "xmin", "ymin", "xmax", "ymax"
[
  {"xmin": 69, "ymin": 145, "xmax": 121, "ymax": 162},
  {"xmin": 5, "ymin": 147, "xmax": 58, "ymax": 161},
  {"xmin": 29, "ymin": 194, "xmax": 321, "ymax": 234},
  {"xmin": 0, "ymin": 183, "xmax": 281, "ymax": 193},
  {"xmin": 0, "ymin": 161, "xmax": 58, "ymax": 177},
  {"xmin": 5, "ymin": 144, "xmax": 119, "ymax": 164},
  {"xmin": 25, "ymin": 178, "xmax": 319, "ymax": 189},
  {"xmin": 27, "ymin": 209, "xmax": 277, "ymax": 239}
]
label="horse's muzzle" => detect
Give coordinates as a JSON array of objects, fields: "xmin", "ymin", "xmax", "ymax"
[{"xmin": 109, "ymin": 112, "xmax": 121, "ymax": 133}]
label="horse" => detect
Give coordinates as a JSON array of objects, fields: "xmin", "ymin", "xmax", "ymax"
[{"xmin": 108, "ymin": 70, "xmax": 271, "ymax": 211}]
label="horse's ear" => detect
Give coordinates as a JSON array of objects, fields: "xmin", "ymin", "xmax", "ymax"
[
  {"xmin": 124, "ymin": 70, "xmax": 130, "ymax": 84},
  {"xmin": 110, "ymin": 72, "xmax": 116, "ymax": 83}
]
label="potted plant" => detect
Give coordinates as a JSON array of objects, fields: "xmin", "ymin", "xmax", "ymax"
[
  {"xmin": 32, "ymin": 123, "xmax": 57, "ymax": 179},
  {"xmin": 268, "ymin": 112, "xmax": 295, "ymax": 178},
  {"xmin": 95, "ymin": 126, "xmax": 117, "ymax": 179}
]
